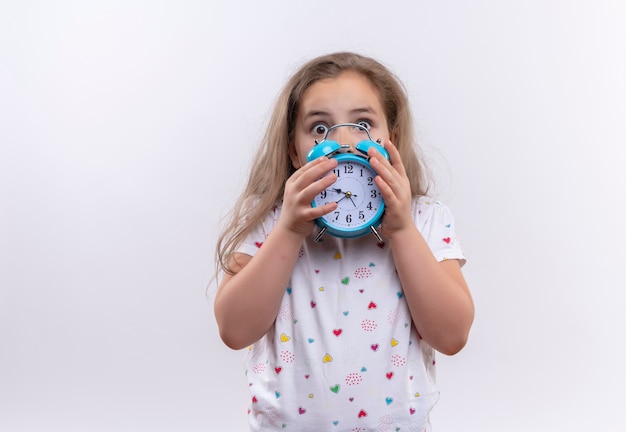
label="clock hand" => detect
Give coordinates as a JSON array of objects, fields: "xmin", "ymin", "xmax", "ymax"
[
  {"xmin": 324, "ymin": 187, "xmax": 343, "ymax": 195},
  {"xmin": 336, "ymin": 191, "xmax": 358, "ymax": 205}
]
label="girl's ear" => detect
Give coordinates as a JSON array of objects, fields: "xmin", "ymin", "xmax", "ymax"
[
  {"xmin": 390, "ymin": 128, "xmax": 399, "ymax": 144},
  {"xmin": 288, "ymin": 143, "xmax": 302, "ymax": 169}
]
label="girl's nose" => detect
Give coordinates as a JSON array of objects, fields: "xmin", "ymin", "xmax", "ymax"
[{"xmin": 329, "ymin": 127, "xmax": 359, "ymax": 152}]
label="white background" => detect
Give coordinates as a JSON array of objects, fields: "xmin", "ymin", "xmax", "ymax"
[{"xmin": 2, "ymin": 1, "xmax": 625, "ymax": 431}]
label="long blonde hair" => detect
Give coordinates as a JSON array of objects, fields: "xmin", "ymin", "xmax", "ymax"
[{"xmin": 216, "ymin": 52, "xmax": 429, "ymax": 275}]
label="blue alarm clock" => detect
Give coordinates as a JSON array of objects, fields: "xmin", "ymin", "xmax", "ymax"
[{"xmin": 306, "ymin": 123, "xmax": 390, "ymax": 243}]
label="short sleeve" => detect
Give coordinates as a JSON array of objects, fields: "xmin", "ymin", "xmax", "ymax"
[
  {"xmin": 236, "ymin": 202, "xmax": 281, "ymax": 257},
  {"xmin": 414, "ymin": 196, "xmax": 466, "ymax": 266}
]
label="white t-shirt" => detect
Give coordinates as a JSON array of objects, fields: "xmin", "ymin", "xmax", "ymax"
[{"xmin": 237, "ymin": 196, "xmax": 465, "ymax": 432}]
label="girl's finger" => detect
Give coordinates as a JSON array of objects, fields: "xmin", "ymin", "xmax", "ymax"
[
  {"xmin": 289, "ymin": 157, "xmax": 337, "ymax": 191},
  {"xmin": 382, "ymin": 140, "xmax": 407, "ymax": 177}
]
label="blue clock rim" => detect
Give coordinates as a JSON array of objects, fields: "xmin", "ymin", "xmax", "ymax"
[{"xmin": 311, "ymin": 152, "xmax": 385, "ymax": 239}]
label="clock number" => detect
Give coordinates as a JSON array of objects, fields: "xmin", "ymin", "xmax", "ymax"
[
  {"xmin": 346, "ymin": 214, "xmax": 352, "ymax": 223},
  {"xmin": 358, "ymin": 211, "xmax": 365, "ymax": 220},
  {"xmin": 333, "ymin": 212, "xmax": 340, "ymax": 221},
  {"xmin": 344, "ymin": 165, "xmax": 354, "ymax": 174},
  {"xmin": 370, "ymin": 190, "xmax": 378, "ymax": 198},
  {"xmin": 320, "ymin": 190, "xmax": 327, "ymax": 199},
  {"xmin": 366, "ymin": 201, "xmax": 373, "ymax": 210},
  {"xmin": 367, "ymin": 176, "xmax": 374, "ymax": 185},
  {"xmin": 333, "ymin": 169, "xmax": 340, "ymax": 178}
]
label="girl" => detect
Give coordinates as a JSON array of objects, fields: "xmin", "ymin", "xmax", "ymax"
[{"xmin": 214, "ymin": 52, "xmax": 474, "ymax": 431}]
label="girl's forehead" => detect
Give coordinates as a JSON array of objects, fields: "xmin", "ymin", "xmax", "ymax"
[{"xmin": 300, "ymin": 72, "xmax": 383, "ymax": 114}]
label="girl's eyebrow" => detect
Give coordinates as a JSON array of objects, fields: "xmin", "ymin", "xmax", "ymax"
[
  {"xmin": 351, "ymin": 107, "xmax": 377, "ymax": 114},
  {"xmin": 303, "ymin": 110, "xmax": 331, "ymax": 121},
  {"xmin": 303, "ymin": 107, "xmax": 378, "ymax": 121}
]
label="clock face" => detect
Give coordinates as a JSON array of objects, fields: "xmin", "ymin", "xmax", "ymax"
[{"xmin": 312, "ymin": 155, "xmax": 384, "ymax": 238}]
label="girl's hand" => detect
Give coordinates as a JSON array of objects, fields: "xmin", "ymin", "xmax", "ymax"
[
  {"xmin": 368, "ymin": 140, "xmax": 414, "ymax": 239},
  {"xmin": 278, "ymin": 156, "xmax": 339, "ymax": 237}
]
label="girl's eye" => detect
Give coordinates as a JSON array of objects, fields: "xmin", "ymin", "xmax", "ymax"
[
  {"xmin": 356, "ymin": 120, "xmax": 372, "ymax": 130},
  {"xmin": 312, "ymin": 123, "xmax": 329, "ymax": 136}
]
